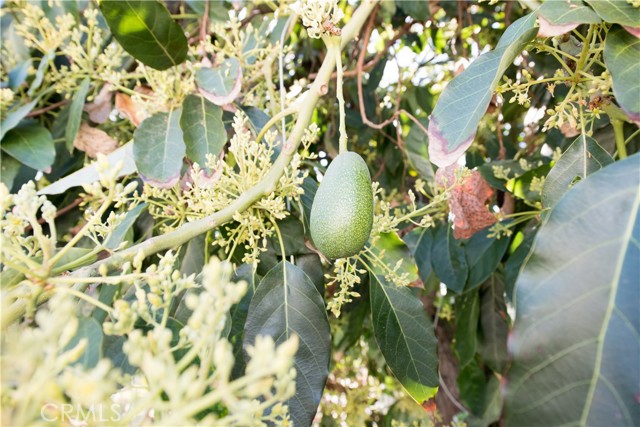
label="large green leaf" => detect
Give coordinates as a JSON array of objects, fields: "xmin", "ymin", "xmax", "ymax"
[
  {"xmin": 99, "ymin": 0, "xmax": 188, "ymax": 70},
  {"xmin": 1, "ymin": 122, "xmax": 55, "ymax": 171},
  {"xmin": 455, "ymin": 289, "xmax": 480, "ymax": 368},
  {"xmin": 542, "ymin": 135, "xmax": 613, "ymax": 209},
  {"xmin": 0, "ymin": 154, "xmax": 21, "ymax": 190},
  {"xmin": 403, "ymin": 226, "xmax": 434, "ymax": 285},
  {"xmin": 38, "ymin": 142, "xmax": 137, "ymax": 195},
  {"xmin": 538, "ymin": 0, "xmax": 601, "ymax": 25},
  {"xmin": 369, "ymin": 274, "xmax": 439, "ymax": 404},
  {"xmin": 504, "ymin": 154, "xmax": 640, "ymax": 426},
  {"xmin": 404, "ymin": 118, "xmax": 435, "ymax": 182},
  {"xmin": 196, "ymin": 58, "xmax": 242, "ymax": 106},
  {"xmin": 431, "ymin": 224, "xmax": 468, "ymax": 293},
  {"xmin": 478, "ymin": 275, "xmax": 509, "ymax": 373},
  {"xmin": 0, "ymin": 98, "xmax": 38, "ymax": 141},
  {"xmin": 229, "ymin": 264, "xmax": 257, "ymax": 380},
  {"xmin": 133, "ymin": 109, "xmax": 185, "ymax": 187},
  {"xmin": 64, "ymin": 316, "xmax": 103, "ymax": 369},
  {"xmin": 370, "ymin": 232, "xmax": 419, "ymax": 285},
  {"xmin": 243, "ymin": 261, "xmax": 330, "ymax": 427},
  {"xmin": 604, "ymin": 26, "xmax": 640, "ymax": 125},
  {"xmin": 65, "ymin": 78, "xmax": 90, "ymax": 152},
  {"xmin": 180, "ymin": 95, "xmax": 226, "ymax": 169},
  {"xmin": 427, "ymin": 14, "xmax": 538, "ymax": 167},
  {"xmin": 585, "ymin": 0, "xmax": 640, "ymax": 26},
  {"xmin": 465, "ymin": 228, "xmax": 511, "ymax": 291}
]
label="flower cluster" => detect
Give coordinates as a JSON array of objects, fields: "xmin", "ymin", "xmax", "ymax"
[
  {"xmin": 290, "ymin": 0, "xmax": 344, "ymax": 38},
  {"xmin": 141, "ymin": 112, "xmax": 319, "ymax": 264},
  {"xmin": 326, "ymin": 258, "xmax": 365, "ymax": 317}
]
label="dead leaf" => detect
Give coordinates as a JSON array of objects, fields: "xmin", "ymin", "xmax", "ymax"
[
  {"xmin": 83, "ymin": 84, "xmax": 113, "ymax": 123},
  {"xmin": 115, "ymin": 88, "xmax": 151, "ymax": 126},
  {"xmin": 437, "ymin": 165, "xmax": 496, "ymax": 240},
  {"xmin": 73, "ymin": 122, "xmax": 119, "ymax": 158}
]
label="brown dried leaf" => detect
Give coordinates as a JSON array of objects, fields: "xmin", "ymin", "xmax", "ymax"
[
  {"xmin": 73, "ymin": 122, "xmax": 119, "ymax": 158},
  {"xmin": 83, "ymin": 84, "xmax": 113, "ymax": 124},
  {"xmin": 437, "ymin": 165, "xmax": 496, "ymax": 240},
  {"xmin": 115, "ymin": 89, "xmax": 151, "ymax": 127}
]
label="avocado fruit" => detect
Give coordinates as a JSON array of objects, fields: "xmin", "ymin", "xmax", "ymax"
[{"xmin": 310, "ymin": 151, "xmax": 373, "ymax": 259}]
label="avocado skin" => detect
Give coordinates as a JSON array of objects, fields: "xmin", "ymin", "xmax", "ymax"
[{"xmin": 310, "ymin": 152, "xmax": 373, "ymax": 259}]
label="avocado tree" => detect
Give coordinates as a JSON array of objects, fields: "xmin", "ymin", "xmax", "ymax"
[{"xmin": 1, "ymin": 0, "xmax": 638, "ymax": 426}]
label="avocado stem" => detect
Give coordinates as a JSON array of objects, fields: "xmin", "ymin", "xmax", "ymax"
[{"xmin": 333, "ymin": 36, "xmax": 348, "ymax": 154}]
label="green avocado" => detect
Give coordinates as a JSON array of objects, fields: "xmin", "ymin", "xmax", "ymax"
[{"xmin": 310, "ymin": 151, "xmax": 373, "ymax": 259}]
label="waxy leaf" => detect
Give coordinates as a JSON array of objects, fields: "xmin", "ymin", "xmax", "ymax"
[
  {"xmin": 604, "ymin": 26, "xmax": 640, "ymax": 125},
  {"xmin": 537, "ymin": 0, "xmax": 601, "ymax": 37},
  {"xmin": 431, "ymin": 224, "xmax": 468, "ymax": 293},
  {"xmin": 100, "ymin": 0, "xmax": 188, "ymax": 70},
  {"xmin": 65, "ymin": 78, "xmax": 90, "ymax": 152},
  {"xmin": 478, "ymin": 276, "xmax": 509, "ymax": 373},
  {"xmin": 39, "ymin": 142, "xmax": 137, "ymax": 195},
  {"xmin": 1, "ymin": 122, "xmax": 55, "ymax": 171},
  {"xmin": 542, "ymin": 135, "xmax": 613, "ymax": 209},
  {"xmin": 180, "ymin": 95, "xmax": 226, "ymax": 169},
  {"xmin": 133, "ymin": 109, "xmax": 185, "ymax": 187},
  {"xmin": 64, "ymin": 317, "xmax": 103, "ymax": 369},
  {"xmin": 0, "ymin": 98, "xmax": 38, "ymax": 141},
  {"xmin": 505, "ymin": 154, "xmax": 640, "ymax": 426},
  {"xmin": 427, "ymin": 14, "xmax": 537, "ymax": 167},
  {"xmin": 196, "ymin": 58, "xmax": 242, "ymax": 106},
  {"xmin": 370, "ymin": 273, "xmax": 439, "ymax": 404},
  {"xmin": 243, "ymin": 261, "xmax": 330, "ymax": 427},
  {"xmin": 585, "ymin": 0, "xmax": 640, "ymax": 27}
]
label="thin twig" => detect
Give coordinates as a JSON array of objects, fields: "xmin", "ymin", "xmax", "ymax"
[{"xmin": 26, "ymin": 100, "xmax": 68, "ymax": 117}]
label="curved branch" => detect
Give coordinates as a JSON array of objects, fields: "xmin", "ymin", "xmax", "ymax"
[{"xmin": 5, "ymin": 0, "xmax": 380, "ymax": 325}]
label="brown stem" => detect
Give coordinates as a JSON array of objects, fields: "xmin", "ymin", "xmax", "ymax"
[
  {"xmin": 200, "ymin": 0, "xmax": 209, "ymax": 42},
  {"xmin": 26, "ymin": 100, "xmax": 68, "ymax": 117}
]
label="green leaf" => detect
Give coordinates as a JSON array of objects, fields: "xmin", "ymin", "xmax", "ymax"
[
  {"xmin": 585, "ymin": 0, "xmax": 640, "ymax": 26},
  {"xmin": 103, "ymin": 334, "xmax": 136, "ymax": 375},
  {"xmin": 604, "ymin": 26, "xmax": 640, "ymax": 125},
  {"xmin": 465, "ymin": 228, "xmax": 510, "ymax": 291},
  {"xmin": 397, "ymin": 0, "xmax": 430, "ymax": 20},
  {"xmin": 186, "ymin": 0, "xmax": 229, "ymax": 22},
  {"xmin": 65, "ymin": 78, "xmax": 90, "ymax": 152},
  {"xmin": 542, "ymin": 135, "xmax": 613, "ymax": 209},
  {"xmin": 179, "ymin": 235, "xmax": 207, "ymax": 277},
  {"xmin": 455, "ymin": 289, "xmax": 480, "ymax": 367},
  {"xmin": 64, "ymin": 317, "xmax": 103, "ymax": 369},
  {"xmin": 505, "ymin": 164, "xmax": 552, "ymax": 208},
  {"xmin": 133, "ymin": 109, "xmax": 185, "ymax": 187},
  {"xmin": 504, "ymin": 154, "xmax": 640, "ymax": 426},
  {"xmin": 38, "ymin": 142, "xmax": 137, "ymax": 195},
  {"xmin": 538, "ymin": 0, "xmax": 601, "ymax": 25},
  {"xmin": 28, "ymin": 50, "xmax": 55, "ymax": 96},
  {"xmin": 369, "ymin": 273, "xmax": 439, "ymax": 404},
  {"xmin": 196, "ymin": 58, "xmax": 242, "ymax": 106},
  {"xmin": 369, "ymin": 232, "xmax": 419, "ymax": 285},
  {"xmin": 404, "ymin": 118, "xmax": 435, "ymax": 182},
  {"xmin": 243, "ymin": 261, "xmax": 330, "ymax": 427},
  {"xmin": 478, "ymin": 275, "xmax": 509, "ymax": 373},
  {"xmin": 104, "ymin": 202, "xmax": 147, "ymax": 250},
  {"xmin": 457, "ymin": 358, "xmax": 487, "ymax": 415},
  {"xmin": 180, "ymin": 95, "xmax": 226, "ymax": 169},
  {"xmin": 99, "ymin": 0, "xmax": 188, "ymax": 70},
  {"xmin": 404, "ymin": 227, "xmax": 434, "ymax": 285},
  {"xmin": 0, "ymin": 99, "xmax": 38, "ymax": 141},
  {"xmin": 427, "ymin": 14, "xmax": 538, "ymax": 167},
  {"xmin": 1, "ymin": 122, "xmax": 55, "ymax": 171},
  {"xmin": 504, "ymin": 227, "xmax": 537, "ymax": 301},
  {"xmin": 431, "ymin": 224, "xmax": 468, "ymax": 293},
  {"xmin": 1, "ymin": 154, "xmax": 21, "ymax": 190},
  {"xmin": 229, "ymin": 263, "xmax": 257, "ymax": 379}
]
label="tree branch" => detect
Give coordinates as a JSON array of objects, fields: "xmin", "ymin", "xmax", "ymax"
[{"xmin": 5, "ymin": 0, "xmax": 380, "ymax": 324}]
